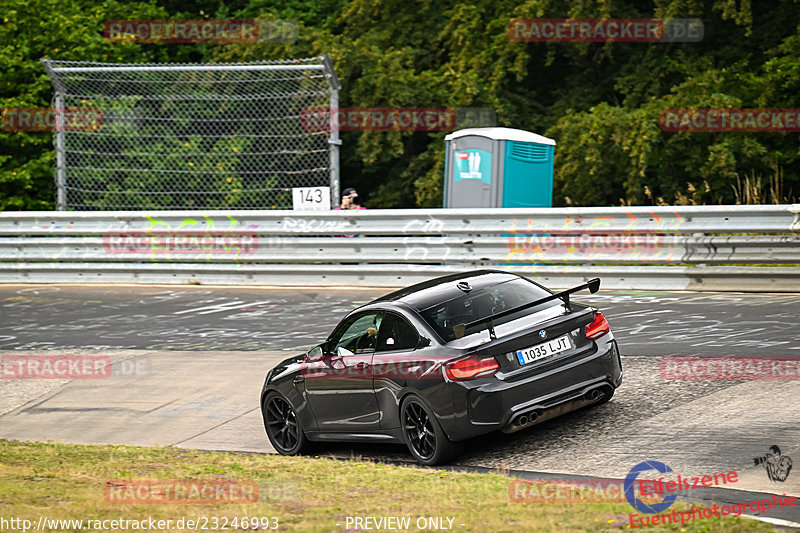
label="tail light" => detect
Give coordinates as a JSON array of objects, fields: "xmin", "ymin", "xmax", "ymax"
[
  {"xmin": 585, "ymin": 311, "xmax": 610, "ymax": 340},
  {"xmin": 444, "ymin": 355, "xmax": 499, "ymax": 381}
]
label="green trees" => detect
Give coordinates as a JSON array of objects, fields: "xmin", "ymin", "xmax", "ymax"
[
  {"xmin": 544, "ymin": 0, "xmax": 800, "ymax": 206},
  {"xmin": 0, "ymin": 0, "xmax": 183, "ymax": 209},
  {"xmin": 2, "ymin": 0, "xmax": 798, "ymax": 209}
]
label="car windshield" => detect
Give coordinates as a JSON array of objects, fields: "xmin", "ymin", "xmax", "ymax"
[{"xmin": 417, "ymin": 278, "xmax": 556, "ymax": 342}]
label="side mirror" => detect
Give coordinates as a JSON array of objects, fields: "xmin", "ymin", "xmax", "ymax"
[
  {"xmin": 334, "ymin": 346, "xmax": 354, "ymax": 357},
  {"xmin": 306, "ymin": 344, "xmax": 324, "ymax": 361},
  {"xmin": 588, "ymin": 278, "xmax": 601, "ymax": 294},
  {"xmin": 416, "ymin": 337, "xmax": 431, "ymax": 349}
]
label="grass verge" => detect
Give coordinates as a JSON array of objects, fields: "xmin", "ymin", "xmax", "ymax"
[{"xmin": 0, "ymin": 439, "xmax": 778, "ymax": 532}]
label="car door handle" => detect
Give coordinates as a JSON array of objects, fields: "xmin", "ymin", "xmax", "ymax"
[
  {"xmin": 354, "ymin": 362, "xmax": 368, "ymax": 370},
  {"xmin": 293, "ymin": 375, "xmax": 304, "ymax": 384}
]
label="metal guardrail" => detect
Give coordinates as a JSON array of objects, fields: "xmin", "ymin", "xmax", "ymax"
[
  {"xmin": 791, "ymin": 203, "xmax": 800, "ymax": 231},
  {"xmin": 0, "ymin": 204, "xmax": 793, "ymax": 234},
  {"xmin": 0, "ymin": 205, "xmax": 798, "ymax": 291}
]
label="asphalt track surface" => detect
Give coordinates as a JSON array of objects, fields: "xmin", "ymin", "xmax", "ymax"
[
  {"xmin": 1, "ymin": 285, "xmax": 799, "ymax": 356},
  {"xmin": 1, "ymin": 284, "xmax": 799, "ymax": 525}
]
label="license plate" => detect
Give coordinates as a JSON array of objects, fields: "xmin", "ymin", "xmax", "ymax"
[{"xmin": 516, "ymin": 335, "xmax": 571, "ymax": 365}]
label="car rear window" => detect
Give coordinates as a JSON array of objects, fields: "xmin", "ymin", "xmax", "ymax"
[{"xmin": 417, "ymin": 278, "xmax": 555, "ymax": 342}]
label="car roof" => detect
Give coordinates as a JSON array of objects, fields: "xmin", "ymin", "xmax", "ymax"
[{"xmin": 371, "ymin": 270, "xmax": 523, "ymax": 311}]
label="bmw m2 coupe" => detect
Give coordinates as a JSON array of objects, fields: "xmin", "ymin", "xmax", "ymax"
[{"xmin": 260, "ymin": 270, "xmax": 622, "ymax": 465}]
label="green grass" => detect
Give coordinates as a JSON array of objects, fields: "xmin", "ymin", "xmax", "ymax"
[{"xmin": 0, "ymin": 439, "xmax": 778, "ymax": 532}]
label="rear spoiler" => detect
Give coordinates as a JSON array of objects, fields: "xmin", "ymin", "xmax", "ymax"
[{"xmin": 453, "ymin": 278, "xmax": 600, "ymax": 340}]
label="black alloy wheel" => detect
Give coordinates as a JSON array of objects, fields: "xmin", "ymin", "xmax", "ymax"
[
  {"xmin": 401, "ymin": 395, "xmax": 462, "ymax": 465},
  {"xmin": 263, "ymin": 393, "xmax": 308, "ymax": 455}
]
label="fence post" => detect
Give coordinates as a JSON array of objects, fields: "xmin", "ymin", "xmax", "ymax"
[
  {"xmin": 54, "ymin": 93, "xmax": 67, "ymax": 211},
  {"xmin": 323, "ymin": 55, "xmax": 342, "ymax": 206}
]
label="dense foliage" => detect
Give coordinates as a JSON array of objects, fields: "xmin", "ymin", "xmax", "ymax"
[{"xmin": 2, "ymin": 0, "xmax": 799, "ymax": 209}]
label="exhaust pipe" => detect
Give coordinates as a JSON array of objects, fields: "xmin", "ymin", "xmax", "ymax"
[
  {"xmin": 584, "ymin": 386, "xmax": 614, "ymax": 402},
  {"xmin": 514, "ymin": 410, "xmax": 542, "ymax": 427},
  {"xmin": 584, "ymin": 389, "xmax": 602, "ymax": 401},
  {"xmin": 505, "ymin": 408, "xmax": 546, "ymax": 433}
]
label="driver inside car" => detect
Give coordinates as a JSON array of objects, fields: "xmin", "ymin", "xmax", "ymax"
[
  {"xmin": 334, "ymin": 323, "xmax": 380, "ymax": 356},
  {"xmin": 357, "ymin": 326, "xmax": 379, "ymax": 353}
]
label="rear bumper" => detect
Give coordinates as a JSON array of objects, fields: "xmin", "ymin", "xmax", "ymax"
[{"xmin": 437, "ymin": 337, "xmax": 623, "ymax": 441}]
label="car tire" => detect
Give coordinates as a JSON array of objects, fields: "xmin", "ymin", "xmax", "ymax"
[
  {"xmin": 263, "ymin": 392, "xmax": 310, "ymax": 455},
  {"xmin": 400, "ymin": 395, "xmax": 463, "ymax": 466}
]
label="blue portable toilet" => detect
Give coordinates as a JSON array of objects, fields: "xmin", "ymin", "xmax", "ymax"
[{"xmin": 443, "ymin": 127, "xmax": 556, "ymax": 208}]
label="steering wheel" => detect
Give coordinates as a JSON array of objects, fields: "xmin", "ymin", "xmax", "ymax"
[
  {"xmin": 354, "ymin": 327, "xmax": 378, "ymax": 353},
  {"xmin": 354, "ymin": 334, "xmax": 367, "ymax": 353}
]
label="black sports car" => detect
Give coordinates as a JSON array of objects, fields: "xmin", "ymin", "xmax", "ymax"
[{"xmin": 260, "ymin": 270, "xmax": 623, "ymax": 465}]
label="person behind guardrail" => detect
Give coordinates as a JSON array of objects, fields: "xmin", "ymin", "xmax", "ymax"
[
  {"xmin": 334, "ymin": 187, "xmax": 366, "ymax": 243},
  {"xmin": 335, "ymin": 187, "xmax": 367, "ymax": 210}
]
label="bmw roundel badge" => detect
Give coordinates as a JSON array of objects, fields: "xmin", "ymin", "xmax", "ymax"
[{"xmin": 539, "ymin": 330, "xmax": 547, "ymax": 339}]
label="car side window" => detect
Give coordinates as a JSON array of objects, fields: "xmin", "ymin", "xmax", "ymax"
[
  {"xmin": 376, "ymin": 312, "xmax": 419, "ymax": 352},
  {"xmin": 329, "ymin": 312, "xmax": 383, "ymax": 355}
]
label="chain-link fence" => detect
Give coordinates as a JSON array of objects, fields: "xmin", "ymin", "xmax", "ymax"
[{"xmin": 41, "ymin": 57, "xmax": 340, "ymax": 210}]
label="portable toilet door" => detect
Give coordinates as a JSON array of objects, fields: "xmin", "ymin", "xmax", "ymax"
[
  {"xmin": 443, "ymin": 127, "xmax": 556, "ymax": 208},
  {"xmin": 443, "ymin": 130, "xmax": 500, "ymax": 208},
  {"xmin": 501, "ymin": 131, "xmax": 556, "ymax": 208}
]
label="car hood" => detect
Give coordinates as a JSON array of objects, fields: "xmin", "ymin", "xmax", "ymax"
[{"xmin": 266, "ymin": 353, "xmax": 306, "ymax": 384}]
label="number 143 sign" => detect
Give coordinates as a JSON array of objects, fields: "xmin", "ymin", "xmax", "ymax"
[{"xmin": 292, "ymin": 187, "xmax": 331, "ymax": 211}]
